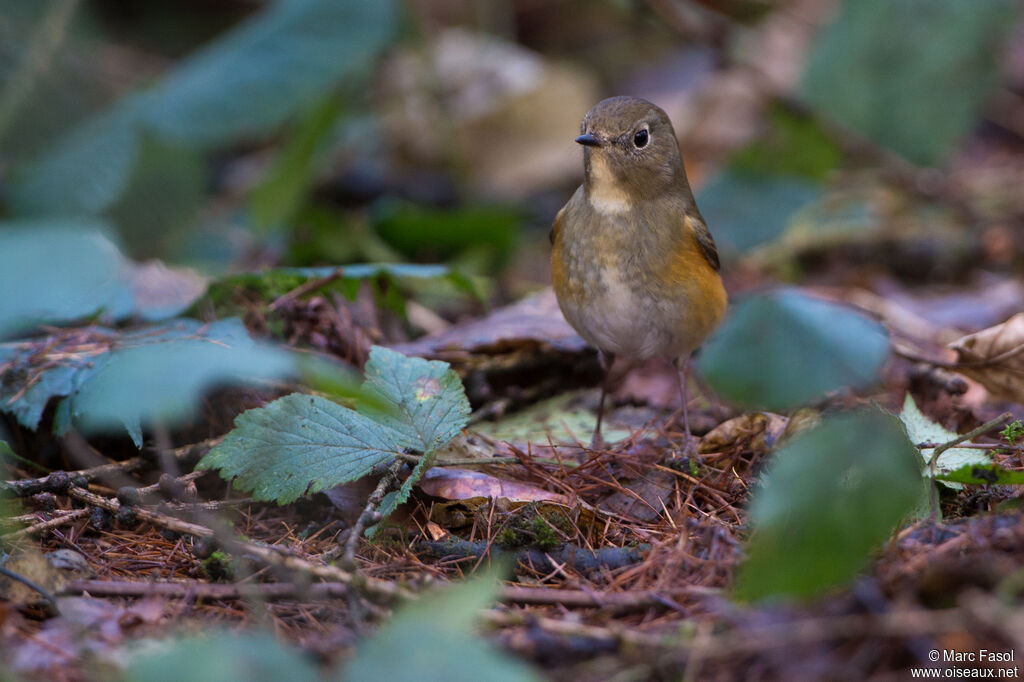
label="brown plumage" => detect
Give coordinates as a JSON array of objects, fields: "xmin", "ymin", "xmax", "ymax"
[{"xmin": 551, "ymin": 96, "xmax": 727, "ymax": 449}]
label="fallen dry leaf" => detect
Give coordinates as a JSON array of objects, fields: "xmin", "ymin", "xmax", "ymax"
[{"xmin": 949, "ymin": 313, "xmax": 1024, "ymax": 404}]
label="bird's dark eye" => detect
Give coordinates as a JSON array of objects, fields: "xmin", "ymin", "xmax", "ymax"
[{"xmin": 633, "ymin": 129, "xmax": 649, "ymax": 148}]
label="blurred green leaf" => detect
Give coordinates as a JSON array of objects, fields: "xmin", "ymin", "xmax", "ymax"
[
  {"xmin": 0, "ymin": 351, "xmax": 85, "ymax": 431},
  {"xmin": 122, "ymin": 631, "xmax": 318, "ymax": 682},
  {"xmin": 249, "ymin": 95, "xmax": 346, "ymax": 233},
  {"xmin": 735, "ymin": 411, "xmax": 924, "ymax": 600},
  {"xmin": 0, "ymin": 220, "xmax": 134, "ymax": 338},
  {"xmin": 371, "ymin": 199, "xmax": 520, "ymax": 268},
  {"xmin": 698, "ymin": 172, "xmax": 820, "ymax": 257},
  {"xmin": 198, "ymin": 346, "xmax": 469, "ymax": 504},
  {"xmin": 11, "ymin": 0, "xmax": 398, "ymax": 229},
  {"xmin": 343, "ymin": 575, "xmax": 542, "ymax": 682},
  {"xmin": 143, "ymin": 0, "xmax": 396, "ymax": 146},
  {"xmin": 697, "ymin": 290, "xmax": 889, "ymax": 411},
  {"xmin": 802, "ymin": 0, "xmax": 1019, "ymax": 166},
  {"xmin": 10, "ymin": 100, "xmax": 142, "ymax": 215},
  {"xmin": 66, "ymin": 318, "xmax": 295, "ymax": 446},
  {"xmin": 730, "ymin": 107, "xmax": 842, "ymax": 181},
  {"xmin": 108, "ymin": 135, "xmax": 206, "ymax": 259}
]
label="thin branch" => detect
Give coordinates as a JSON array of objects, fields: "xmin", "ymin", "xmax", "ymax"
[{"xmin": 269, "ymin": 268, "xmax": 344, "ymax": 311}]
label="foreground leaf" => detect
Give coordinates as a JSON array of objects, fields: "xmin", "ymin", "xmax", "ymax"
[
  {"xmin": 0, "ymin": 220, "xmax": 133, "ymax": 338},
  {"xmin": 802, "ymin": 0, "xmax": 1018, "ymax": 165},
  {"xmin": 122, "ymin": 631, "xmax": 318, "ymax": 682},
  {"xmin": 64, "ymin": 318, "xmax": 294, "ymax": 446},
  {"xmin": 144, "ymin": 0, "xmax": 396, "ymax": 146},
  {"xmin": 698, "ymin": 290, "xmax": 889, "ymax": 411},
  {"xmin": 735, "ymin": 411, "xmax": 924, "ymax": 600},
  {"xmin": 343, "ymin": 576, "xmax": 542, "ymax": 682}
]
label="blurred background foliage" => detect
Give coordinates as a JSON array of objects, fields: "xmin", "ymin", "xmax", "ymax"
[{"xmin": 1, "ymin": 0, "xmax": 1020, "ymax": 305}]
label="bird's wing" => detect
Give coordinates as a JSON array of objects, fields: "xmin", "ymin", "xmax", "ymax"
[{"xmin": 688, "ymin": 213, "xmax": 720, "ymax": 272}]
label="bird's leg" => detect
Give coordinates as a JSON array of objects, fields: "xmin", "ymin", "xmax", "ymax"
[
  {"xmin": 674, "ymin": 356, "xmax": 699, "ymax": 460},
  {"xmin": 591, "ymin": 351, "xmax": 615, "ymax": 449}
]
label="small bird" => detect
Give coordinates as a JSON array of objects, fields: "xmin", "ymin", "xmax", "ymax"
[{"xmin": 550, "ymin": 96, "xmax": 727, "ymax": 451}]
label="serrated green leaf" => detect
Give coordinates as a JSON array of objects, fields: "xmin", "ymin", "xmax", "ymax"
[
  {"xmin": 144, "ymin": 0, "xmax": 396, "ymax": 146},
  {"xmin": 802, "ymin": 0, "xmax": 1019, "ymax": 166},
  {"xmin": 735, "ymin": 411, "xmax": 924, "ymax": 600},
  {"xmin": 359, "ymin": 347, "xmax": 470, "ymax": 452},
  {"xmin": 199, "ymin": 346, "xmax": 470, "ymax": 506},
  {"xmin": 899, "ymin": 393, "xmax": 989, "ymax": 483},
  {"xmin": 198, "ymin": 393, "xmax": 406, "ymax": 504},
  {"xmin": 66, "ymin": 318, "xmax": 294, "ymax": 447},
  {"xmin": 0, "ymin": 220, "xmax": 134, "ymax": 339},
  {"xmin": 343, "ymin": 575, "xmax": 542, "ymax": 682},
  {"xmin": 123, "ymin": 631, "xmax": 318, "ymax": 682},
  {"xmin": 698, "ymin": 290, "xmax": 889, "ymax": 411}
]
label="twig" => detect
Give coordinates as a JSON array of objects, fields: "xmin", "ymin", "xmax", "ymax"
[
  {"xmin": 61, "ymin": 579, "xmax": 349, "ymax": 601},
  {"xmin": 62, "ymin": 484, "xmax": 414, "ymax": 603},
  {"xmin": 497, "ymin": 585, "xmax": 718, "ymax": 609},
  {"xmin": 927, "ymin": 412, "xmax": 1014, "ymax": 521},
  {"xmin": 927, "ymin": 413, "xmax": 1015, "ymax": 474},
  {"xmin": 340, "ymin": 458, "xmax": 405, "ymax": 570},
  {"xmin": 2, "ymin": 508, "xmax": 90, "ymax": 541},
  {"xmin": 1, "ymin": 438, "xmax": 216, "ymax": 497},
  {"xmin": 917, "ymin": 441, "xmax": 1023, "ymax": 453},
  {"xmin": 268, "ymin": 268, "xmax": 344, "ymax": 312},
  {"xmin": 484, "ymin": 605, "xmax": 974, "ymax": 661},
  {"xmin": 0, "ymin": 565, "xmax": 59, "ymax": 611}
]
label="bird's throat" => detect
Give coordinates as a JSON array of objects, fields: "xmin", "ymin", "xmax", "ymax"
[{"xmin": 585, "ymin": 154, "xmax": 633, "ymax": 215}]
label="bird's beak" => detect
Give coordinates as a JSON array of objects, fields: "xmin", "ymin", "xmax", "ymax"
[{"xmin": 575, "ymin": 133, "xmax": 602, "ymax": 147}]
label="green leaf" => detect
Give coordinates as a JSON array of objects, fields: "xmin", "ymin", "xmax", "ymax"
[
  {"xmin": 196, "ymin": 264, "xmax": 475, "ymax": 319},
  {"xmin": 0, "ymin": 220, "xmax": 134, "ymax": 338},
  {"xmin": 343, "ymin": 576, "xmax": 542, "ymax": 682},
  {"xmin": 248, "ymin": 95, "xmax": 345, "ymax": 233},
  {"xmin": 0, "ymin": 355, "xmax": 83, "ymax": 431},
  {"xmin": 143, "ymin": 0, "xmax": 397, "ymax": 146},
  {"xmin": 199, "ymin": 346, "xmax": 470, "ymax": 505},
  {"xmin": 936, "ymin": 464, "xmax": 1024, "ymax": 486},
  {"xmin": 371, "ymin": 199, "xmax": 520, "ymax": 267},
  {"xmin": 10, "ymin": 101, "xmax": 142, "ymax": 215},
  {"xmin": 197, "ymin": 393, "xmax": 403, "ymax": 504},
  {"xmin": 66, "ymin": 318, "xmax": 295, "ymax": 447},
  {"xmin": 729, "ymin": 106, "xmax": 843, "ymax": 181},
  {"xmin": 802, "ymin": 0, "xmax": 1019, "ymax": 166},
  {"xmin": 697, "ymin": 290, "xmax": 890, "ymax": 411},
  {"xmin": 122, "ymin": 631, "xmax": 318, "ymax": 682},
  {"xmin": 108, "ymin": 135, "xmax": 206, "ymax": 259},
  {"xmin": 898, "ymin": 393, "xmax": 989, "ymax": 488},
  {"xmin": 735, "ymin": 411, "xmax": 924, "ymax": 600},
  {"xmin": 359, "ymin": 347, "xmax": 470, "ymax": 452},
  {"xmin": 697, "ymin": 172, "xmax": 820, "ymax": 257}
]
